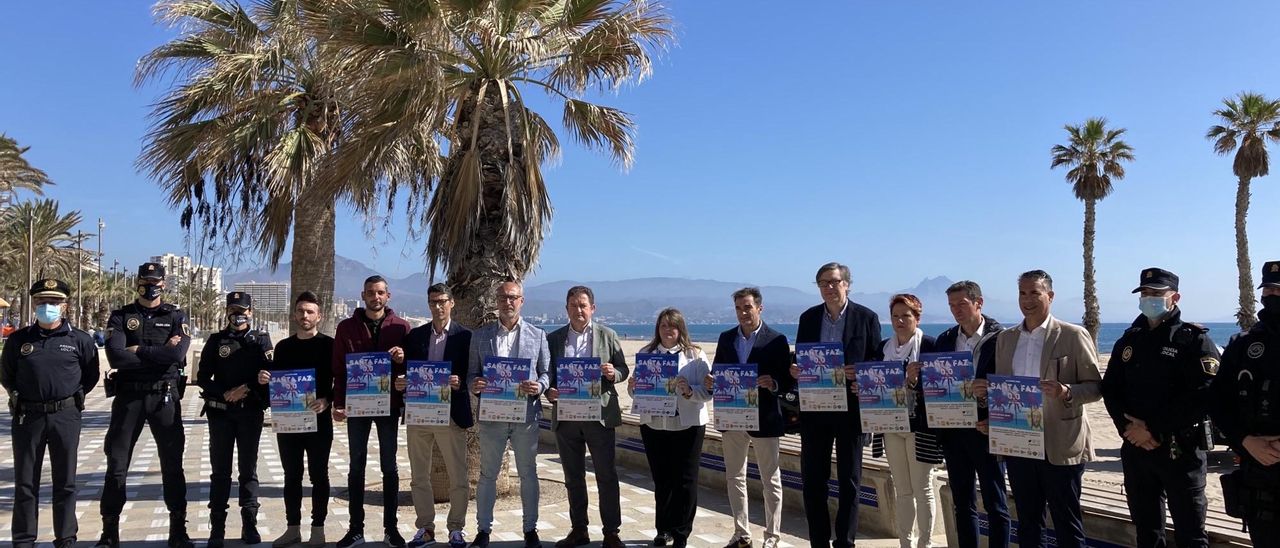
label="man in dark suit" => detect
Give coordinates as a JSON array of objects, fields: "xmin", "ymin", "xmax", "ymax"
[
  {"xmin": 544, "ymin": 286, "xmax": 629, "ymax": 548},
  {"xmin": 714, "ymin": 287, "xmax": 794, "ymax": 548},
  {"xmin": 791, "ymin": 262, "xmax": 880, "ymax": 548},
  {"xmin": 403, "ymin": 283, "xmax": 473, "ymax": 548},
  {"xmin": 934, "ymin": 281, "xmax": 1008, "ymax": 548}
]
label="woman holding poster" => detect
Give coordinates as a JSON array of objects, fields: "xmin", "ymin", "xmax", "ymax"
[
  {"xmin": 627, "ymin": 308, "xmax": 713, "ymax": 548},
  {"xmin": 874, "ymin": 294, "xmax": 942, "ymax": 548}
]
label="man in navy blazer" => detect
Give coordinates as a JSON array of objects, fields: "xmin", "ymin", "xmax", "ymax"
[
  {"xmin": 713, "ymin": 287, "xmax": 794, "ymax": 548},
  {"xmin": 792, "ymin": 263, "xmax": 880, "ymax": 548},
  {"xmin": 402, "ymin": 283, "xmax": 473, "ymax": 548},
  {"xmin": 467, "ymin": 280, "xmax": 552, "ymax": 548}
]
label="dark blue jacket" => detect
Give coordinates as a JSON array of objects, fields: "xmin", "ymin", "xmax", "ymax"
[{"xmin": 403, "ymin": 321, "xmax": 474, "ymax": 428}]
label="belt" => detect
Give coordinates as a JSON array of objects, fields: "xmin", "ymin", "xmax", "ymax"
[
  {"xmin": 117, "ymin": 380, "xmax": 172, "ymax": 393},
  {"xmin": 204, "ymin": 399, "xmax": 249, "ymax": 411},
  {"xmin": 15, "ymin": 394, "xmax": 77, "ymax": 413}
]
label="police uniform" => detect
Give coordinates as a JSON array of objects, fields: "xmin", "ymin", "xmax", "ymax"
[
  {"xmin": 0, "ymin": 279, "xmax": 99, "ymax": 548},
  {"xmin": 1101, "ymin": 268, "xmax": 1219, "ymax": 548},
  {"xmin": 96, "ymin": 262, "xmax": 193, "ymax": 548},
  {"xmin": 197, "ymin": 291, "xmax": 273, "ymax": 547},
  {"xmin": 1211, "ymin": 260, "xmax": 1280, "ymax": 545}
]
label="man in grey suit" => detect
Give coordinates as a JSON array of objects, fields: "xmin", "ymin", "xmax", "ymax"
[
  {"xmin": 544, "ymin": 286, "xmax": 630, "ymax": 548},
  {"xmin": 990, "ymin": 270, "xmax": 1102, "ymax": 548},
  {"xmin": 467, "ymin": 280, "xmax": 552, "ymax": 548}
]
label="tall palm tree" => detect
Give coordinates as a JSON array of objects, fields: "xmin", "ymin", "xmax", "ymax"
[
  {"xmin": 313, "ymin": 0, "xmax": 674, "ymax": 326},
  {"xmin": 137, "ymin": 0, "xmax": 342, "ymax": 333},
  {"xmin": 0, "ymin": 133, "xmax": 51, "ymax": 208},
  {"xmin": 1051, "ymin": 118, "xmax": 1135, "ymax": 343},
  {"xmin": 1207, "ymin": 92, "xmax": 1280, "ymax": 330},
  {"xmin": 0, "ymin": 199, "xmax": 88, "ymax": 324}
]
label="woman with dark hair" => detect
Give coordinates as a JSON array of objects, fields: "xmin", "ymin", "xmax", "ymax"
[
  {"xmin": 627, "ymin": 308, "xmax": 713, "ymax": 548},
  {"xmin": 875, "ymin": 293, "xmax": 942, "ymax": 548}
]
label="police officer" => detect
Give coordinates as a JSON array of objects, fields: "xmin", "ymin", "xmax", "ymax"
[
  {"xmin": 1101, "ymin": 268, "xmax": 1219, "ymax": 548},
  {"xmin": 197, "ymin": 291, "xmax": 273, "ymax": 547},
  {"xmin": 1210, "ymin": 260, "xmax": 1280, "ymax": 545},
  {"xmin": 1, "ymin": 279, "xmax": 100, "ymax": 548},
  {"xmin": 96, "ymin": 262, "xmax": 193, "ymax": 548}
]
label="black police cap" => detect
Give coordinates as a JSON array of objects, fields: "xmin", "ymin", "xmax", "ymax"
[
  {"xmin": 226, "ymin": 291, "xmax": 252, "ymax": 309},
  {"xmin": 1260, "ymin": 260, "xmax": 1280, "ymax": 289},
  {"xmin": 1132, "ymin": 267, "xmax": 1179, "ymax": 293},
  {"xmin": 29, "ymin": 278, "xmax": 71, "ymax": 299},
  {"xmin": 138, "ymin": 262, "xmax": 166, "ymax": 281}
]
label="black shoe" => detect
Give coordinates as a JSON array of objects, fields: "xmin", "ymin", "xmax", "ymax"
[
  {"xmin": 653, "ymin": 533, "xmax": 672, "ymax": 547},
  {"xmin": 95, "ymin": 517, "xmax": 120, "ymax": 548},
  {"xmin": 242, "ymin": 508, "xmax": 262, "ymax": 545},
  {"xmin": 524, "ymin": 530, "xmax": 542, "ymax": 548},
  {"xmin": 469, "ymin": 531, "xmax": 490, "ymax": 548},
  {"xmin": 385, "ymin": 528, "xmax": 407, "ymax": 548},
  {"xmin": 554, "ymin": 528, "xmax": 590, "ymax": 548},
  {"xmin": 722, "ymin": 539, "xmax": 752, "ymax": 548},
  {"xmin": 168, "ymin": 512, "xmax": 195, "ymax": 548},
  {"xmin": 337, "ymin": 530, "xmax": 366, "ymax": 547}
]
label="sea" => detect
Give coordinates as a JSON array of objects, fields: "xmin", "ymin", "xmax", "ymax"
[{"xmin": 587, "ymin": 322, "xmax": 1243, "ymax": 352}]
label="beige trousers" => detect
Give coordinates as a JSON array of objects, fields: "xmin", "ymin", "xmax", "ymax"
[
  {"xmin": 721, "ymin": 431, "xmax": 782, "ymax": 542},
  {"xmin": 883, "ymin": 432, "xmax": 938, "ymax": 548},
  {"xmin": 406, "ymin": 422, "xmax": 469, "ymax": 532}
]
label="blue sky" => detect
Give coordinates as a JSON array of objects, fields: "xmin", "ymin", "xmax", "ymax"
[{"xmin": 2, "ymin": 1, "xmax": 1279, "ymax": 322}]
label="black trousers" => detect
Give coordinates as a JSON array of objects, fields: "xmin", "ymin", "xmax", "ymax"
[
  {"xmin": 1005, "ymin": 457, "xmax": 1085, "ymax": 548},
  {"xmin": 207, "ymin": 406, "xmax": 264, "ymax": 513},
  {"xmin": 556, "ymin": 421, "xmax": 622, "ymax": 532},
  {"xmin": 11, "ymin": 406, "xmax": 81, "ymax": 547},
  {"xmin": 1121, "ymin": 443, "xmax": 1208, "ymax": 548},
  {"xmin": 939, "ymin": 429, "xmax": 1010, "ymax": 548},
  {"xmin": 346, "ymin": 414, "xmax": 399, "ymax": 530},
  {"xmin": 799, "ymin": 415, "xmax": 863, "ymax": 548},
  {"xmin": 278, "ymin": 415, "xmax": 334, "ymax": 527},
  {"xmin": 640, "ymin": 424, "xmax": 704, "ymax": 545},
  {"xmin": 1241, "ymin": 461, "xmax": 1280, "ymax": 548},
  {"xmin": 101, "ymin": 388, "xmax": 188, "ymax": 517}
]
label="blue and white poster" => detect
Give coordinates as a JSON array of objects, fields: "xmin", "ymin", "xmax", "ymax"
[
  {"xmin": 796, "ymin": 342, "xmax": 848, "ymax": 412},
  {"xmin": 556, "ymin": 357, "xmax": 602, "ymax": 422},
  {"xmin": 632, "ymin": 353, "xmax": 679, "ymax": 416},
  {"xmin": 920, "ymin": 351, "xmax": 978, "ymax": 428},
  {"xmin": 987, "ymin": 375, "xmax": 1045, "ymax": 459},
  {"xmin": 344, "ymin": 352, "xmax": 392, "ymax": 417},
  {"xmin": 713, "ymin": 364, "xmax": 759, "ymax": 431},
  {"xmin": 479, "ymin": 356, "xmax": 532, "ymax": 423},
  {"xmin": 405, "ymin": 361, "xmax": 453, "ymax": 426},
  {"xmin": 856, "ymin": 361, "xmax": 910, "ymax": 433},
  {"xmin": 270, "ymin": 369, "xmax": 317, "ymax": 433}
]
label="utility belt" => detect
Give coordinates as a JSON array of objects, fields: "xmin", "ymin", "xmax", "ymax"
[
  {"xmin": 1222, "ymin": 461, "xmax": 1280, "ymax": 530},
  {"xmin": 10, "ymin": 392, "xmax": 83, "ymax": 425},
  {"xmin": 105, "ymin": 371, "xmax": 186, "ymax": 399},
  {"xmin": 1151, "ymin": 422, "xmax": 1213, "ymax": 458}
]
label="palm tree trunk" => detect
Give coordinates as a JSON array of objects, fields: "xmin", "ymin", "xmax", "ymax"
[
  {"xmin": 1082, "ymin": 199, "xmax": 1100, "ymax": 344},
  {"xmin": 289, "ymin": 186, "xmax": 337, "ymax": 336},
  {"xmin": 1235, "ymin": 176, "xmax": 1257, "ymax": 330}
]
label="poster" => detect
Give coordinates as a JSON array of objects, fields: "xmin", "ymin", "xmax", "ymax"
[
  {"xmin": 987, "ymin": 375, "xmax": 1046, "ymax": 459},
  {"xmin": 478, "ymin": 356, "xmax": 532, "ymax": 423},
  {"xmin": 270, "ymin": 369, "xmax": 317, "ymax": 433},
  {"xmin": 713, "ymin": 364, "xmax": 759, "ymax": 431},
  {"xmin": 556, "ymin": 357, "xmax": 603, "ymax": 421},
  {"xmin": 856, "ymin": 361, "xmax": 910, "ymax": 433},
  {"xmin": 920, "ymin": 351, "xmax": 978, "ymax": 428},
  {"xmin": 796, "ymin": 342, "xmax": 848, "ymax": 412},
  {"xmin": 632, "ymin": 353, "xmax": 679, "ymax": 416},
  {"xmin": 344, "ymin": 352, "xmax": 391, "ymax": 417},
  {"xmin": 405, "ymin": 361, "xmax": 453, "ymax": 426}
]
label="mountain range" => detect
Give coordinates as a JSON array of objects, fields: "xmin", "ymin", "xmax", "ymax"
[{"xmin": 224, "ymin": 256, "xmax": 1073, "ymax": 323}]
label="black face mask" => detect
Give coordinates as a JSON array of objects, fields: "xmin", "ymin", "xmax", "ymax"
[
  {"xmin": 229, "ymin": 314, "xmax": 250, "ymax": 328},
  {"xmin": 1262, "ymin": 295, "xmax": 1280, "ymax": 312},
  {"xmin": 137, "ymin": 284, "xmax": 163, "ymax": 301}
]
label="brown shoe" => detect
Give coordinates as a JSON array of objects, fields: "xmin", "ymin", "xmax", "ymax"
[
  {"xmin": 554, "ymin": 529, "xmax": 590, "ymax": 548},
  {"xmin": 602, "ymin": 532, "xmax": 625, "ymax": 548}
]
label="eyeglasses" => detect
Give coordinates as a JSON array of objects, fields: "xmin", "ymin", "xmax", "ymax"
[
  {"xmin": 498, "ymin": 294, "xmax": 523, "ymax": 302},
  {"xmin": 816, "ymin": 279, "xmax": 845, "ymax": 289},
  {"xmin": 428, "ymin": 299, "xmax": 452, "ymax": 307}
]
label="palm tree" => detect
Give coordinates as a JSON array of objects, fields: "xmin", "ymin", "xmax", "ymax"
[
  {"xmin": 1207, "ymin": 92, "xmax": 1280, "ymax": 330},
  {"xmin": 137, "ymin": 0, "xmax": 342, "ymax": 333},
  {"xmin": 0, "ymin": 134, "xmax": 51, "ymax": 208},
  {"xmin": 1051, "ymin": 118, "xmax": 1135, "ymax": 343},
  {"xmin": 0, "ymin": 199, "xmax": 89, "ymax": 325},
  {"xmin": 314, "ymin": 0, "xmax": 674, "ymax": 326}
]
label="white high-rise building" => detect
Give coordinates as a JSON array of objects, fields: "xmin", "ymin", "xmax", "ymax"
[
  {"xmin": 232, "ymin": 282, "xmax": 290, "ymax": 314},
  {"xmin": 150, "ymin": 253, "xmax": 223, "ymax": 293}
]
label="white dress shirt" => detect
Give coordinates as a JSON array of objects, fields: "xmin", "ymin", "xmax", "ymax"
[
  {"xmin": 956, "ymin": 318, "xmax": 987, "ymax": 352},
  {"xmin": 496, "ymin": 319, "xmax": 521, "ymax": 358},
  {"xmin": 565, "ymin": 322, "xmax": 593, "ymax": 358},
  {"xmin": 1013, "ymin": 315, "xmax": 1050, "ymax": 378},
  {"xmin": 428, "ymin": 320, "xmax": 451, "ymax": 362}
]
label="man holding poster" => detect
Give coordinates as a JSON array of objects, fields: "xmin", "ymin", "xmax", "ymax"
[
  {"xmin": 331, "ymin": 275, "xmax": 412, "ymax": 548},
  {"xmin": 992, "ymin": 270, "xmax": 1102, "ymax": 548},
  {"xmin": 713, "ymin": 287, "xmax": 793, "ymax": 548},
  {"xmin": 261, "ymin": 291, "xmax": 334, "ymax": 548},
  {"xmin": 401, "ymin": 283, "xmax": 473, "ymax": 548},
  {"xmin": 467, "ymin": 279, "xmax": 551, "ymax": 548},
  {"xmin": 792, "ymin": 262, "xmax": 881, "ymax": 548},
  {"xmin": 544, "ymin": 286, "xmax": 629, "ymax": 548}
]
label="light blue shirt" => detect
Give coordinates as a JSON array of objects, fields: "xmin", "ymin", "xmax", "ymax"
[
  {"xmin": 821, "ymin": 301, "xmax": 848, "ymax": 344},
  {"xmin": 735, "ymin": 323, "xmax": 762, "ymax": 362}
]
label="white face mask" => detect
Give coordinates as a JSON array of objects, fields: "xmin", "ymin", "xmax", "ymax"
[{"xmin": 1139, "ymin": 296, "xmax": 1170, "ymax": 319}]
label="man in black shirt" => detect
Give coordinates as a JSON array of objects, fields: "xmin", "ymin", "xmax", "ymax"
[
  {"xmin": 1, "ymin": 278, "xmax": 100, "ymax": 548},
  {"xmin": 197, "ymin": 291, "xmax": 273, "ymax": 547},
  {"xmin": 262, "ymin": 291, "xmax": 335, "ymax": 548}
]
